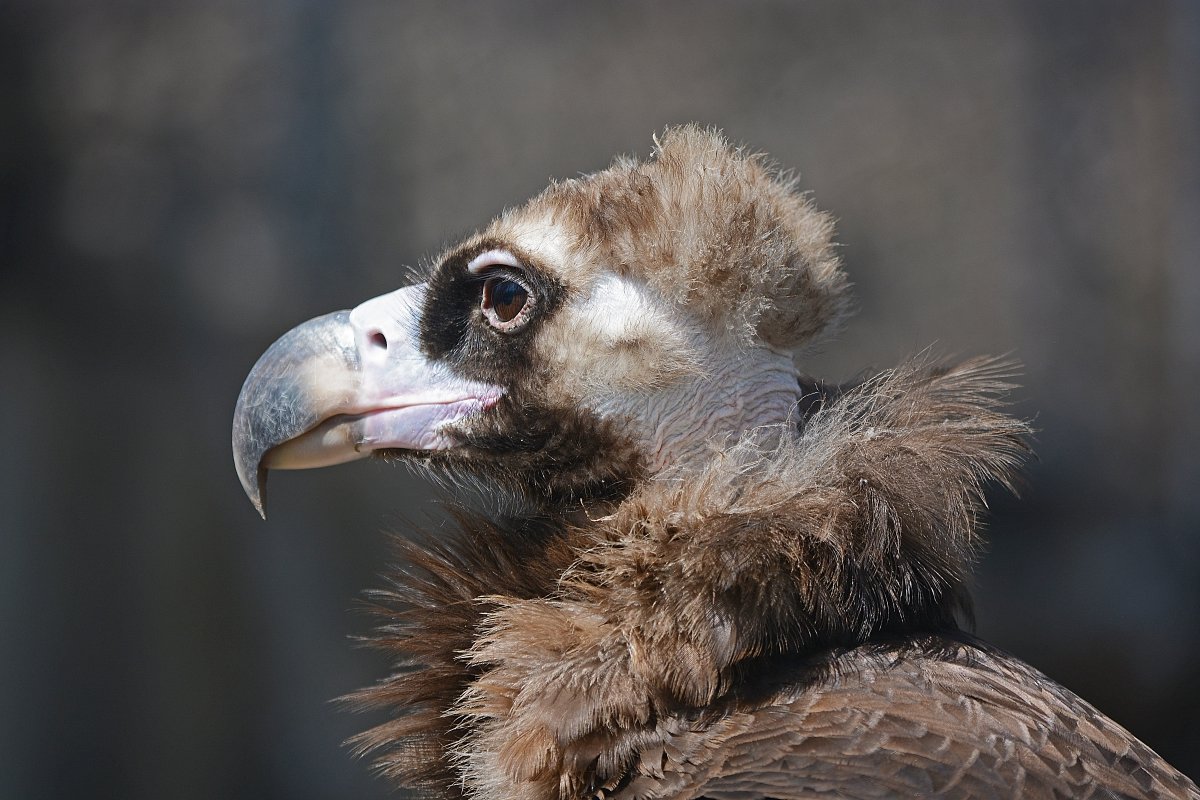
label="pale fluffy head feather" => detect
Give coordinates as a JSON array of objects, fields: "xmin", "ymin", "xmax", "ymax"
[{"xmin": 485, "ymin": 125, "xmax": 850, "ymax": 351}]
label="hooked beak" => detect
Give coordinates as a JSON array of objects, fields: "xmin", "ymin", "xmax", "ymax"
[{"xmin": 232, "ymin": 284, "xmax": 503, "ymax": 518}]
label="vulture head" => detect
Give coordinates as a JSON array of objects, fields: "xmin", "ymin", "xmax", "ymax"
[
  {"xmin": 233, "ymin": 127, "xmax": 1197, "ymax": 800},
  {"xmin": 235, "ymin": 126, "xmax": 848, "ymax": 516}
]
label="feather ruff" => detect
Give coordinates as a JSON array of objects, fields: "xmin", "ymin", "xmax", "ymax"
[{"xmin": 348, "ymin": 357, "xmax": 1031, "ymax": 798}]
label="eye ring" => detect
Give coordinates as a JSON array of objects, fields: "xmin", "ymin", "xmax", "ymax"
[{"xmin": 481, "ymin": 274, "xmax": 534, "ymax": 331}]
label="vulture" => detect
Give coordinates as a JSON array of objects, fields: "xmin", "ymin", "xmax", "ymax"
[{"xmin": 233, "ymin": 126, "xmax": 1198, "ymax": 800}]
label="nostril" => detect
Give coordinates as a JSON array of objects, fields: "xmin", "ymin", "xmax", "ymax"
[{"xmin": 368, "ymin": 331, "xmax": 388, "ymax": 350}]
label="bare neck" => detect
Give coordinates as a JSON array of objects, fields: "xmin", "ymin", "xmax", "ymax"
[{"xmin": 639, "ymin": 346, "xmax": 802, "ymax": 474}]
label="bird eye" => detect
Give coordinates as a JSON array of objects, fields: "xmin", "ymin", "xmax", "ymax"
[{"xmin": 482, "ymin": 276, "xmax": 531, "ymax": 330}]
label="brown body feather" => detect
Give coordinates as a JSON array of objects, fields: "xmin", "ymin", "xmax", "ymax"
[{"xmin": 348, "ymin": 360, "xmax": 1197, "ymax": 800}]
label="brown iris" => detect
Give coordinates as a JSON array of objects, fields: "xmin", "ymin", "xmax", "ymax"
[{"xmin": 482, "ymin": 276, "xmax": 530, "ymax": 329}]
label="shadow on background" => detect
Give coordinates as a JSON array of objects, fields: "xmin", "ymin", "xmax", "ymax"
[{"xmin": 3, "ymin": 2, "xmax": 1198, "ymax": 797}]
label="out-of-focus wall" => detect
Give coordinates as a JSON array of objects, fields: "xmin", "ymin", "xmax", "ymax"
[{"xmin": 3, "ymin": 2, "xmax": 1197, "ymax": 797}]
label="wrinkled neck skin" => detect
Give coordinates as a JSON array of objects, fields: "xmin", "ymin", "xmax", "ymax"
[{"xmin": 596, "ymin": 344, "xmax": 804, "ymax": 477}]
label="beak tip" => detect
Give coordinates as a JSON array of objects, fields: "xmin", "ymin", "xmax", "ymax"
[
  {"xmin": 232, "ymin": 308, "xmax": 357, "ymax": 521},
  {"xmin": 250, "ymin": 468, "xmax": 269, "ymax": 519},
  {"xmin": 234, "ymin": 448, "xmax": 269, "ymax": 519}
]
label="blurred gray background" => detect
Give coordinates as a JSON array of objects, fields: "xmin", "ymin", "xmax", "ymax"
[{"xmin": 3, "ymin": 1, "xmax": 1198, "ymax": 798}]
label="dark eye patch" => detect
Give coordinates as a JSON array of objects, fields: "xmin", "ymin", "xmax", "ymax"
[{"xmin": 418, "ymin": 239, "xmax": 566, "ymax": 384}]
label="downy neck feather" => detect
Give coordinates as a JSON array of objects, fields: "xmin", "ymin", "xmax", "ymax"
[{"xmin": 348, "ymin": 356, "xmax": 1029, "ymax": 800}]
